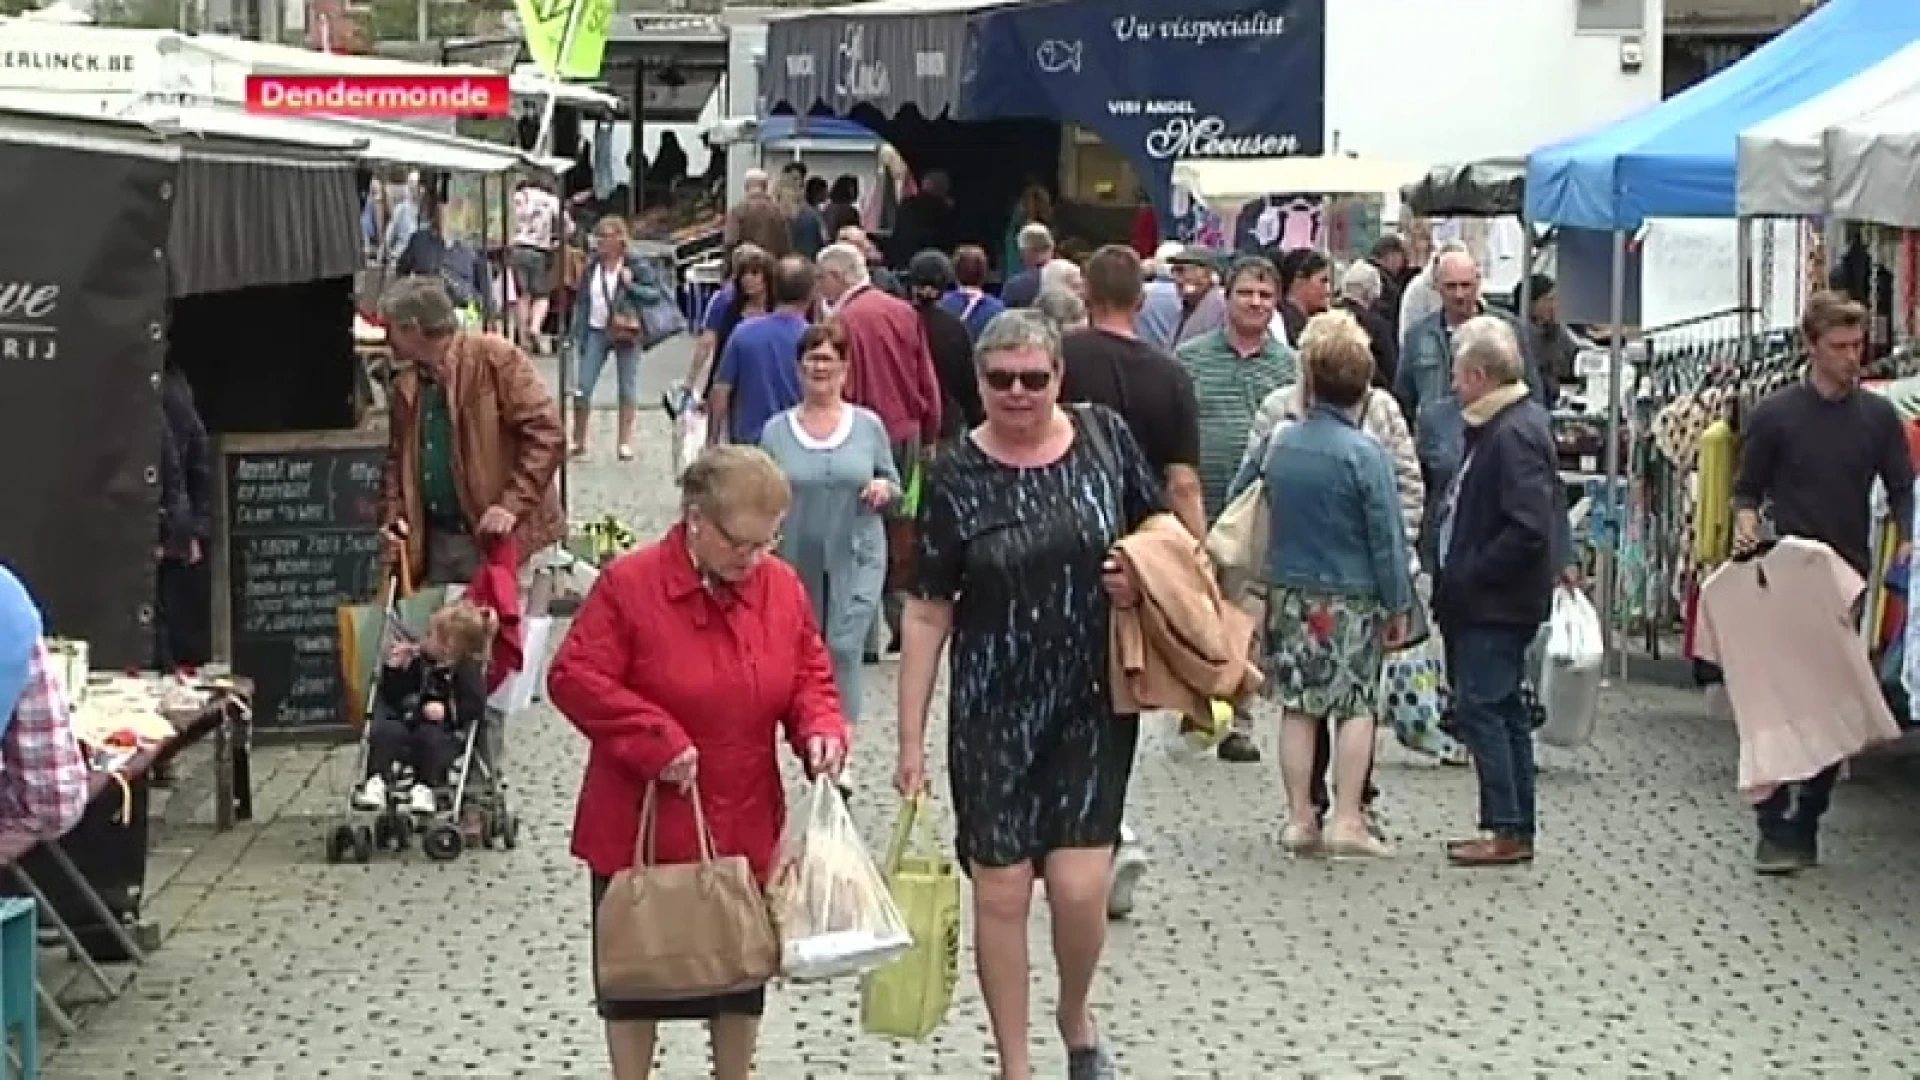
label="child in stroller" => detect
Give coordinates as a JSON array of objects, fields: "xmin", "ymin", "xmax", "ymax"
[{"xmin": 354, "ymin": 602, "xmax": 494, "ymax": 815}]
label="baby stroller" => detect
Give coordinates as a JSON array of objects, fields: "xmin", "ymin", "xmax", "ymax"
[{"xmin": 325, "ymin": 574, "xmax": 521, "ymax": 864}]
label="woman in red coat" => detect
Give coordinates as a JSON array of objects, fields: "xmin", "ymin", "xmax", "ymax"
[{"xmin": 547, "ymin": 445, "xmax": 850, "ymax": 1080}]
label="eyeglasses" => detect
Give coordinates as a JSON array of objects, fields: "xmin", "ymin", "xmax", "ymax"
[
  {"xmin": 982, "ymin": 369, "xmax": 1053, "ymax": 392},
  {"xmin": 705, "ymin": 513, "xmax": 781, "ymax": 555}
]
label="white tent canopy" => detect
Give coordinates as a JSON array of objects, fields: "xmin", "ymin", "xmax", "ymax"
[
  {"xmin": 1826, "ymin": 86, "xmax": 1920, "ymax": 229},
  {"xmin": 1735, "ymin": 38, "xmax": 1920, "ymax": 218},
  {"xmin": 0, "ymin": 25, "xmax": 555, "ymax": 175},
  {"xmin": 1173, "ymin": 157, "xmax": 1424, "ymax": 220}
]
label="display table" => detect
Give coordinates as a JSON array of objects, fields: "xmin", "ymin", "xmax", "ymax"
[{"xmin": 0, "ymin": 677, "xmax": 252, "ymax": 1030}]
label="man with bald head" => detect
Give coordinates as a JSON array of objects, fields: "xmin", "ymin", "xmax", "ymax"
[
  {"xmin": 724, "ymin": 167, "xmax": 791, "ymax": 257},
  {"xmin": 1396, "ymin": 249, "xmax": 1545, "ymax": 566}
]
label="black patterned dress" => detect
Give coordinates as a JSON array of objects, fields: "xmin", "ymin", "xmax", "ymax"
[{"xmin": 912, "ymin": 405, "xmax": 1163, "ymax": 870}]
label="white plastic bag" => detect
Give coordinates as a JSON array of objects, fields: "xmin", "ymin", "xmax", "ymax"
[
  {"xmin": 1539, "ymin": 586, "xmax": 1605, "ymax": 748},
  {"xmin": 769, "ymin": 778, "xmax": 913, "ymax": 982},
  {"xmin": 1544, "ymin": 586, "xmax": 1604, "ymax": 670},
  {"xmin": 486, "ymin": 616, "xmax": 554, "ymax": 713},
  {"xmin": 675, "ymin": 408, "xmax": 707, "ymax": 478}
]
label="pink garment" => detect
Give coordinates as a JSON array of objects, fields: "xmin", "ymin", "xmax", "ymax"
[{"xmin": 1693, "ymin": 537, "xmax": 1900, "ymax": 804}]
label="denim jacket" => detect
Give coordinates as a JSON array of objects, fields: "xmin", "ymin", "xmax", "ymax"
[
  {"xmin": 1262, "ymin": 404, "xmax": 1413, "ymax": 613},
  {"xmin": 1394, "ymin": 306, "xmax": 1542, "ymax": 479},
  {"xmin": 571, "ymin": 252, "xmax": 665, "ymax": 349}
]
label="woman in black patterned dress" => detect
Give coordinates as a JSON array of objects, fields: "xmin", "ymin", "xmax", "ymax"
[{"xmin": 895, "ymin": 308, "xmax": 1161, "ymax": 1080}]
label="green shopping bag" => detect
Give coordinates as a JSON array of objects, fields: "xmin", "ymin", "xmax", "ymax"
[
  {"xmin": 899, "ymin": 459, "xmax": 923, "ymax": 519},
  {"xmin": 859, "ymin": 795, "xmax": 962, "ymax": 1040}
]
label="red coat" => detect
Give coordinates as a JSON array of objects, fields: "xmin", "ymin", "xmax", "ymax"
[{"xmin": 547, "ymin": 524, "xmax": 848, "ymax": 883}]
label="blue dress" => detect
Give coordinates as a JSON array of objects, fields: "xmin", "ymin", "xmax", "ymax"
[{"xmin": 912, "ymin": 405, "xmax": 1162, "ymax": 869}]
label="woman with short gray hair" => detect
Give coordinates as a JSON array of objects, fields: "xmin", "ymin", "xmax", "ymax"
[
  {"xmin": 1033, "ymin": 285, "xmax": 1088, "ymax": 330},
  {"xmin": 896, "ymin": 307, "xmax": 1161, "ymax": 1079}
]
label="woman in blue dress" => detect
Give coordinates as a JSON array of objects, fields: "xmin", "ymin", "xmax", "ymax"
[
  {"xmin": 759, "ymin": 322, "xmax": 900, "ymax": 741},
  {"xmin": 895, "ymin": 308, "xmax": 1161, "ymax": 1080}
]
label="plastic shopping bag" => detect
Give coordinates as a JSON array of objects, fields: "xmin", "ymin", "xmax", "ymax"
[
  {"xmin": 486, "ymin": 616, "xmax": 554, "ymax": 714},
  {"xmin": 768, "ymin": 778, "xmax": 912, "ymax": 982},
  {"xmin": 1544, "ymin": 586, "xmax": 1604, "ymax": 670},
  {"xmin": 1539, "ymin": 586, "xmax": 1605, "ymax": 748},
  {"xmin": 860, "ymin": 795, "xmax": 962, "ymax": 1040},
  {"xmin": 1380, "ymin": 636, "xmax": 1459, "ymax": 757},
  {"xmin": 675, "ymin": 409, "xmax": 707, "ymax": 479}
]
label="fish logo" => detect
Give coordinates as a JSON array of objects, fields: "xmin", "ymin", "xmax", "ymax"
[{"xmin": 1035, "ymin": 39, "xmax": 1082, "ymax": 74}]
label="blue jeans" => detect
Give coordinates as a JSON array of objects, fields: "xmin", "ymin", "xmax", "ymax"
[
  {"xmin": 1447, "ymin": 623, "xmax": 1539, "ymax": 839},
  {"xmin": 575, "ymin": 328, "xmax": 639, "ymax": 407}
]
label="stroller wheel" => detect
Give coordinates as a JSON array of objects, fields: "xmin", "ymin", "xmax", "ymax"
[
  {"xmin": 498, "ymin": 813, "xmax": 520, "ymax": 850},
  {"xmin": 423, "ymin": 823, "xmax": 464, "ymax": 862},
  {"xmin": 350, "ymin": 826, "xmax": 376, "ymax": 864},
  {"xmin": 393, "ymin": 814, "xmax": 415, "ymax": 850},
  {"xmin": 373, "ymin": 815, "xmax": 395, "ymax": 850},
  {"xmin": 325, "ymin": 825, "xmax": 355, "ymax": 864}
]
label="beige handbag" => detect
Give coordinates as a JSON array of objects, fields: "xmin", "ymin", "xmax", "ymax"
[
  {"xmin": 1206, "ymin": 480, "xmax": 1270, "ymax": 601},
  {"xmin": 595, "ymin": 781, "xmax": 780, "ymax": 1000}
]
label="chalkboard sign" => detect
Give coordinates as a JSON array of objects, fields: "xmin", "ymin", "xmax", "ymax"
[{"xmin": 214, "ymin": 431, "xmax": 386, "ymax": 733}]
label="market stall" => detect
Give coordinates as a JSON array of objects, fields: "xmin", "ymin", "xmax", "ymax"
[
  {"xmin": 1525, "ymin": 0, "xmax": 1920, "ymax": 672},
  {"xmin": 1171, "ymin": 156, "xmax": 1420, "ymax": 262},
  {"xmin": 2, "ymin": 666, "xmax": 252, "ymax": 1029}
]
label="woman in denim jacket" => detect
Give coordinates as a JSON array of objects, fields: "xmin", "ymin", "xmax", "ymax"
[
  {"xmin": 570, "ymin": 214, "xmax": 667, "ymax": 461},
  {"xmin": 1257, "ymin": 310, "xmax": 1413, "ymax": 859}
]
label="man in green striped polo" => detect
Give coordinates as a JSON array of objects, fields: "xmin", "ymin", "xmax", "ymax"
[{"xmin": 1177, "ymin": 255, "xmax": 1297, "ymax": 762}]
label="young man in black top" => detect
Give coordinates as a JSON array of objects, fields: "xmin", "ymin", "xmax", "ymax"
[
  {"xmin": 1731, "ymin": 289, "xmax": 1913, "ymax": 874},
  {"xmin": 1059, "ymin": 244, "xmax": 1209, "ymax": 920},
  {"xmin": 1062, "ymin": 245, "xmax": 1207, "ymax": 536}
]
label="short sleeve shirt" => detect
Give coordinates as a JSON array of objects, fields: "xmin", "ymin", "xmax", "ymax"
[
  {"xmin": 1177, "ymin": 329, "xmax": 1298, "ymax": 520},
  {"xmin": 1059, "ymin": 328, "xmax": 1200, "ymax": 480},
  {"xmin": 510, "ymin": 188, "xmax": 559, "ymax": 250}
]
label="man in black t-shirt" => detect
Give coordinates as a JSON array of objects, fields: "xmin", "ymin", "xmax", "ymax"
[
  {"xmin": 1062, "ymin": 245, "xmax": 1207, "ymax": 535},
  {"xmin": 1059, "ymin": 245, "xmax": 1211, "ymax": 922}
]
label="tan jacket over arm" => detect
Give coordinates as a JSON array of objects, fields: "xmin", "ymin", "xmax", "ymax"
[{"xmin": 1109, "ymin": 513, "xmax": 1264, "ymax": 717}]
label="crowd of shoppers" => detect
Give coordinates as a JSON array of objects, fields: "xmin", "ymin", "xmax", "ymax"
[{"xmin": 497, "ymin": 157, "xmax": 1866, "ymax": 1080}]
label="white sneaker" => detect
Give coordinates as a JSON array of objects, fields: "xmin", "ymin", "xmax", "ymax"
[
  {"xmin": 1107, "ymin": 844, "xmax": 1150, "ymax": 920},
  {"xmin": 407, "ymin": 784, "xmax": 438, "ymax": 815},
  {"xmin": 352, "ymin": 775, "xmax": 386, "ymax": 811}
]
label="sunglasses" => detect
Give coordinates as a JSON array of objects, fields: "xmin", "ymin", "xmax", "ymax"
[{"xmin": 982, "ymin": 369, "xmax": 1053, "ymax": 392}]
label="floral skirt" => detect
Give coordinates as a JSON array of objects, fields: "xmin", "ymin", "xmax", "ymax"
[{"xmin": 1262, "ymin": 586, "xmax": 1389, "ymax": 721}]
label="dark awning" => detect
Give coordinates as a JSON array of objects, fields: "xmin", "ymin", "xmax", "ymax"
[
  {"xmin": 0, "ymin": 107, "xmax": 363, "ymax": 296},
  {"xmin": 1401, "ymin": 159, "xmax": 1526, "ymax": 218},
  {"xmin": 761, "ymin": 0, "xmax": 1021, "ymax": 118},
  {"xmin": 167, "ymin": 154, "xmax": 361, "ymax": 297}
]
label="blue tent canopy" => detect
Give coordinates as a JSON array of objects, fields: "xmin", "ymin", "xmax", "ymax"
[
  {"xmin": 1525, "ymin": 0, "xmax": 1920, "ymax": 230},
  {"xmin": 757, "ymin": 116, "xmax": 881, "ymax": 145}
]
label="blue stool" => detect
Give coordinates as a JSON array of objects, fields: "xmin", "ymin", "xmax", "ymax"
[{"xmin": 0, "ymin": 896, "xmax": 36, "ymax": 1079}]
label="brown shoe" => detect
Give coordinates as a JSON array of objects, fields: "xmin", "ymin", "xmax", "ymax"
[{"xmin": 1446, "ymin": 835, "xmax": 1534, "ymax": 866}]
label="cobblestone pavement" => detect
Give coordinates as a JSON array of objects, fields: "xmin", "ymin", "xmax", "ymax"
[{"xmin": 44, "ymin": 342, "xmax": 1920, "ymax": 1077}]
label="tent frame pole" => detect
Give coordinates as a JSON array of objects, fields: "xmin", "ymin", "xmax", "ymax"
[
  {"xmin": 1736, "ymin": 218, "xmax": 1755, "ymax": 372},
  {"xmin": 1599, "ymin": 228, "xmax": 1627, "ymax": 679}
]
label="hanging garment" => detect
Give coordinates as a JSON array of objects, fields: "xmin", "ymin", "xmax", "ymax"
[
  {"xmin": 1279, "ymin": 199, "xmax": 1319, "ymax": 252},
  {"xmin": 1253, "ymin": 200, "xmax": 1285, "ymax": 249},
  {"xmin": 593, "ymin": 125, "xmax": 617, "ymax": 200},
  {"xmin": 1697, "ymin": 537, "xmax": 1900, "ymax": 804}
]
